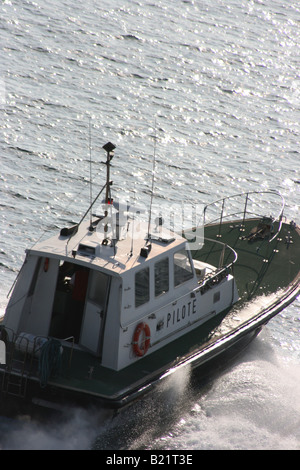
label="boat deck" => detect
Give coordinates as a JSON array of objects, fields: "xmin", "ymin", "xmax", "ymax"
[{"xmin": 200, "ymin": 217, "xmax": 299, "ymax": 303}]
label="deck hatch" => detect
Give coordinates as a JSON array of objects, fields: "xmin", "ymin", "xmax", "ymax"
[{"xmin": 78, "ymin": 243, "xmax": 96, "ymax": 256}]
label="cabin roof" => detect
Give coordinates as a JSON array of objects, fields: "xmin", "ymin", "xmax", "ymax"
[{"xmin": 29, "ymin": 219, "xmax": 186, "ymax": 275}]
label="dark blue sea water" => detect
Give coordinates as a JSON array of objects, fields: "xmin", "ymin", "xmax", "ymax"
[{"xmin": 0, "ymin": 0, "xmax": 299, "ymax": 449}]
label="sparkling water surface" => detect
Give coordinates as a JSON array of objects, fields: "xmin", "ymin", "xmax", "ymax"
[{"xmin": 0, "ymin": 0, "xmax": 299, "ymax": 450}]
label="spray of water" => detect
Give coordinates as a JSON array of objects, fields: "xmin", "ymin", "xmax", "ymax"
[
  {"xmin": 143, "ymin": 333, "xmax": 300, "ymax": 450},
  {"xmin": 0, "ymin": 406, "xmax": 112, "ymax": 450},
  {"xmin": 93, "ymin": 365, "xmax": 193, "ymax": 450}
]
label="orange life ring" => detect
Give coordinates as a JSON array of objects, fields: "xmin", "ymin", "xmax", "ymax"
[{"xmin": 132, "ymin": 322, "xmax": 151, "ymax": 357}]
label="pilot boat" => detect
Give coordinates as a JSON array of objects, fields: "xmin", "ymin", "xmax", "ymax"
[{"xmin": 0, "ymin": 142, "xmax": 299, "ymax": 416}]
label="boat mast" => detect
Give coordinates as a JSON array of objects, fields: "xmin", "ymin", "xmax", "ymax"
[{"xmin": 102, "ymin": 142, "xmax": 116, "ymax": 244}]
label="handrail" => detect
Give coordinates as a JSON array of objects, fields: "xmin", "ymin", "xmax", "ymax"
[
  {"xmin": 202, "ymin": 236, "xmax": 238, "ymax": 270},
  {"xmin": 202, "ymin": 190, "xmax": 285, "ymax": 229}
]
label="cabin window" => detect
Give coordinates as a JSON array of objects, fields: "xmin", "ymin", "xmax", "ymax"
[
  {"xmin": 174, "ymin": 249, "xmax": 194, "ymax": 287},
  {"xmin": 135, "ymin": 267, "xmax": 150, "ymax": 307},
  {"xmin": 155, "ymin": 258, "xmax": 169, "ymax": 297}
]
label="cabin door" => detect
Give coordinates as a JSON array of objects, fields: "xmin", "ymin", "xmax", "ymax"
[{"xmin": 80, "ymin": 271, "xmax": 110, "ymax": 356}]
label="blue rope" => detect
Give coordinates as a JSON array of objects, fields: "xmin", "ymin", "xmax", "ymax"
[{"xmin": 38, "ymin": 338, "xmax": 62, "ymax": 388}]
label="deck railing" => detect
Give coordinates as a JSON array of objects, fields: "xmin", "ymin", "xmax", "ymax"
[{"xmin": 203, "ymin": 190, "xmax": 285, "ymax": 226}]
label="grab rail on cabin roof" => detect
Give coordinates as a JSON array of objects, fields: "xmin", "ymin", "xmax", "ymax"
[{"xmin": 202, "ymin": 190, "xmax": 285, "ymax": 233}]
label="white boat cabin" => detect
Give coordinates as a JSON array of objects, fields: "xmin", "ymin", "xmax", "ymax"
[{"xmin": 3, "ymin": 211, "xmax": 239, "ymax": 371}]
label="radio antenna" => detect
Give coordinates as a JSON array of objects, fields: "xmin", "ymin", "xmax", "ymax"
[
  {"xmin": 147, "ymin": 120, "xmax": 157, "ymax": 242},
  {"xmin": 89, "ymin": 117, "xmax": 93, "ymax": 230}
]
